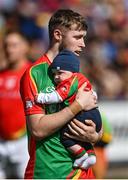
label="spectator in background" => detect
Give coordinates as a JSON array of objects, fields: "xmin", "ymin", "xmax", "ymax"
[
  {"xmin": 92, "ymin": 112, "xmax": 112, "ymax": 179},
  {"xmin": 0, "ymin": 30, "xmax": 31, "ymax": 178}
]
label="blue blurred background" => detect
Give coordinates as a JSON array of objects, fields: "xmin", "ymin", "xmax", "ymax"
[{"xmin": 0, "ymin": 0, "xmax": 128, "ymax": 178}]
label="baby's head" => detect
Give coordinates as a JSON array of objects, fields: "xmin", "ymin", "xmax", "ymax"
[{"xmin": 50, "ymin": 50, "xmax": 80, "ymax": 84}]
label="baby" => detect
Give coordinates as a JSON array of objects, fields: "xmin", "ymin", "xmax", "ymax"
[{"xmin": 35, "ymin": 50, "xmax": 102, "ymax": 169}]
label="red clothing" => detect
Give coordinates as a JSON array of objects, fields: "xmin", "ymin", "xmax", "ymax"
[
  {"xmin": 0, "ymin": 62, "xmax": 31, "ymax": 140},
  {"xmin": 56, "ymin": 72, "xmax": 92, "ymax": 105},
  {"xmin": 20, "ymin": 55, "xmax": 51, "ymax": 116}
]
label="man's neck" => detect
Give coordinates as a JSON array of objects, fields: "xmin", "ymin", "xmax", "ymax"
[{"xmin": 46, "ymin": 44, "xmax": 59, "ymax": 63}]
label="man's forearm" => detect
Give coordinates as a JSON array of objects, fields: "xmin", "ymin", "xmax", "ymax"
[
  {"xmin": 27, "ymin": 84, "xmax": 97, "ymax": 140},
  {"xmin": 27, "ymin": 100, "xmax": 82, "ymax": 140}
]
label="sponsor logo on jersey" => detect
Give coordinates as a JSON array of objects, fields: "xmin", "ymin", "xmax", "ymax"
[
  {"xmin": 26, "ymin": 100, "xmax": 34, "ymax": 109},
  {"xmin": 44, "ymin": 86, "xmax": 55, "ymax": 93}
]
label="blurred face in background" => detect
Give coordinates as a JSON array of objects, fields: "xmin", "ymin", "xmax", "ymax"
[{"xmin": 4, "ymin": 32, "xmax": 29, "ymax": 66}]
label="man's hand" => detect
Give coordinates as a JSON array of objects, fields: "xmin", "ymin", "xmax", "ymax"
[
  {"xmin": 64, "ymin": 119, "xmax": 103, "ymax": 144},
  {"xmin": 75, "ymin": 83, "xmax": 97, "ymax": 111}
]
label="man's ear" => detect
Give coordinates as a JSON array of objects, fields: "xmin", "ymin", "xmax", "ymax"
[{"xmin": 54, "ymin": 29, "xmax": 63, "ymax": 42}]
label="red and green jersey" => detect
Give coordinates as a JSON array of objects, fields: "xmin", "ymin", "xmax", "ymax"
[
  {"xmin": 20, "ymin": 54, "xmax": 95, "ymax": 179},
  {"xmin": 56, "ymin": 73, "xmax": 92, "ymax": 106}
]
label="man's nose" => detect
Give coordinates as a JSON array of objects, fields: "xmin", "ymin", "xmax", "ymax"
[{"xmin": 80, "ymin": 39, "xmax": 85, "ymax": 47}]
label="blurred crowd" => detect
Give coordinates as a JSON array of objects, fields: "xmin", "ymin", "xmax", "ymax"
[{"xmin": 0, "ymin": 0, "xmax": 128, "ymax": 100}]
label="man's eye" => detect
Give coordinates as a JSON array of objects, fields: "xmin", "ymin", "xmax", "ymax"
[
  {"xmin": 75, "ymin": 37, "xmax": 80, "ymax": 40},
  {"xmin": 75, "ymin": 35, "xmax": 83, "ymax": 40}
]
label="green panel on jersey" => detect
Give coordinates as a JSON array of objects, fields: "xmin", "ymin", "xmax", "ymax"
[
  {"xmin": 31, "ymin": 62, "xmax": 54, "ymax": 93},
  {"xmin": 64, "ymin": 78, "xmax": 78, "ymax": 106},
  {"xmin": 30, "ymin": 61, "xmax": 75, "ymax": 178},
  {"xmin": 34, "ymin": 132, "xmax": 73, "ymax": 178}
]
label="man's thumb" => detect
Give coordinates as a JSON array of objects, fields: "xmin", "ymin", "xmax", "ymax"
[{"xmin": 79, "ymin": 82, "xmax": 87, "ymax": 91}]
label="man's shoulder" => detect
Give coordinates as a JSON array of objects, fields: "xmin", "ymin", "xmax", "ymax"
[
  {"xmin": 25, "ymin": 54, "xmax": 50, "ymax": 74},
  {"xmin": 34, "ymin": 54, "xmax": 50, "ymax": 64}
]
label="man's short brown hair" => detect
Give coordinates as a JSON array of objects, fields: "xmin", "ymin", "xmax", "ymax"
[{"xmin": 48, "ymin": 9, "xmax": 88, "ymax": 42}]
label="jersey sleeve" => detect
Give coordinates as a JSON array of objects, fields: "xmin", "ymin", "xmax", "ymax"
[
  {"xmin": 36, "ymin": 91, "xmax": 63, "ymax": 104},
  {"xmin": 77, "ymin": 73, "xmax": 92, "ymax": 90},
  {"xmin": 56, "ymin": 74, "xmax": 91, "ymax": 101},
  {"xmin": 56, "ymin": 77, "xmax": 76, "ymax": 101},
  {"xmin": 20, "ymin": 68, "xmax": 45, "ymax": 115}
]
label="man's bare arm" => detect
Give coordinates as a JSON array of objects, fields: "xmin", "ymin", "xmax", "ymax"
[
  {"xmin": 27, "ymin": 106, "xmax": 74, "ymax": 140},
  {"xmin": 27, "ymin": 83, "xmax": 97, "ymax": 140},
  {"xmin": 68, "ymin": 82, "xmax": 103, "ymax": 144}
]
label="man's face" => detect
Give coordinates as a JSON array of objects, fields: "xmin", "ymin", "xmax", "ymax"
[
  {"xmin": 59, "ymin": 25, "xmax": 87, "ymax": 56},
  {"xmin": 52, "ymin": 69, "xmax": 73, "ymax": 84}
]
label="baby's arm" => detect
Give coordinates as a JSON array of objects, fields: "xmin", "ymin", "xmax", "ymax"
[
  {"xmin": 36, "ymin": 91, "xmax": 63, "ymax": 104},
  {"xmin": 36, "ymin": 78, "xmax": 74, "ymax": 104}
]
